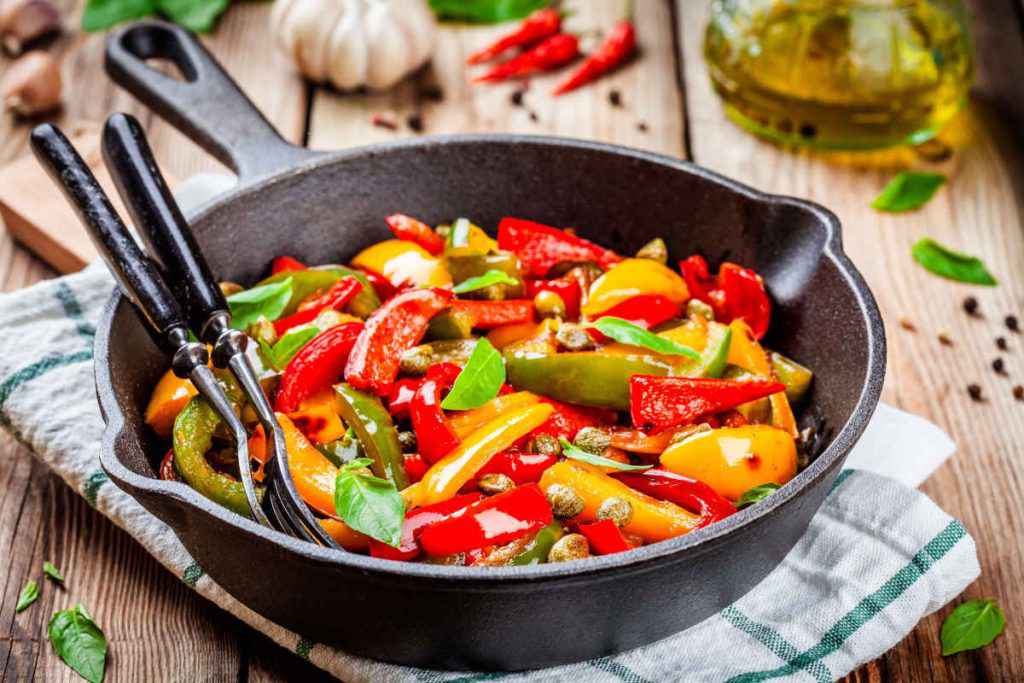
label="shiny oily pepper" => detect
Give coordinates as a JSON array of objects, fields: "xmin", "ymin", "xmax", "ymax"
[
  {"xmin": 546, "ymin": 483, "xmax": 584, "ymax": 518},
  {"xmin": 596, "ymin": 497, "xmax": 633, "ymax": 528},
  {"xmin": 478, "ymin": 472, "xmax": 514, "ymax": 495},
  {"xmin": 528, "ymin": 432, "xmax": 561, "ymax": 458},
  {"xmin": 548, "ymin": 533, "xmax": 591, "ymax": 562},
  {"xmin": 635, "ymin": 237, "xmax": 668, "ymax": 264},
  {"xmin": 533, "ymin": 289, "xmax": 567, "ymax": 319},
  {"xmin": 556, "ymin": 322, "xmax": 596, "ymax": 351}
]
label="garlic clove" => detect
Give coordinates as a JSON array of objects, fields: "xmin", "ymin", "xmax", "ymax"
[
  {"xmin": 0, "ymin": 0, "xmax": 61, "ymax": 57},
  {"xmin": 1, "ymin": 49, "xmax": 61, "ymax": 115},
  {"xmin": 362, "ymin": 1, "xmax": 412, "ymax": 90},
  {"xmin": 277, "ymin": 0, "xmax": 341, "ymax": 82},
  {"xmin": 393, "ymin": 0, "xmax": 436, "ymax": 69},
  {"xmin": 325, "ymin": 0, "xmax": 368, "ymax": 91}
]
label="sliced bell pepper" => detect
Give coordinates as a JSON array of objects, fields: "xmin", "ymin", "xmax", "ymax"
[
  {"xmin": 368, "ymin": 492, "xmax": 482, "ymax": 561},
  {"xmin": 497, "ymin": 217, "xmax": 621, "ymax": 277},
  {"xmin": 609, "ymin": 426, "xmax": 689, "ymax": 455},
  {"xmin": 386, "ymin": 213, "xmax": 445, "ymax": 256},
  {"xmin": 659, "ymin": 425, "xmax": 797, "ymax": 501},
  {"xmin": 476, "ymin": 450, "xmax": 556, "ymax": 484},
  {"xmin": 450, "ymin": 299, "xmax": 534, "ymax": 329},
  {"xmin": 448, "ymin": 391, "xmax": 541, "ymax": 438},
  {"xmin": 270, "ymin": 255, "xmax": 307, "ymax": 275},
  {"xmin": 276, "ymin": 413, "xmax": 339, "ymax": 517},
  {"xmin": 524, "ymin": 277, "xmax": 581, "ymax": 320},
  {"xmin": 354, "ymin": 266, "xmax": 398, "ymax": 301},
  {"xmin": 387, "ymin": 377, "xmax": 421, "ymax": 419},
  {"xmin": 769, "ymin": 351, "xmax": 814, "ymax": 404},
  {"xmin": 272, "ymin": 276, "xmax": 362, "ymax": 335},
  {"xmin": 578, "ymin": 519, "xmax": 633, "ymax": 555},
  {"xmin": 445, "ymin": 219, "xmax": 497, "ymax": 253},
  {"xmin": 612, "ymin": 468, "xmax": 736, "ymax": 528},
  {"xmin": 334, "ymin": 383, "xmax": 409, "ymax": 488},
  {"xmin": 426, "ymin": 309, "xmax": 476, "ymax": 340},
  {"xmin": 319, "ymin": 518, "xmax": 371, "ymax": 551},
  {"xmin": 658, "ymin": 319, "xmax": 732, "ymax": 379},
  {"xmin": 287, "ymin": 387, "xmax": 347, "ymax": 444},
  {"xmin": 351, "ymin": 239, "xmax": 452, "ymax": 289},
  {"xmin": 256, "ymin": 265, "xmax": 380, "ymax": 318},
  {"xmin": 596, "ymin": 294, "xmax": 681, "ymax": 329},
  {"xmin": 417, "ymin": 484, "xmax": 553, "ymax": 557},
  {"xmin": 680, "ymin": 255, "xmax": 771, "ymax": 340},
  {"xmin": 159, "ymin": 448, "xmax": 177, "ymax": 481},
  {"xmin": 510, "ymin": 521, "xmax": 565, "ymax": 565},
  {"xmin": 582, "ymin": 258, "xmax": 689, "ymax": 318},
  {"xmin": 411, "ymin": 363, "xmax": 462, "ymax": 463},
  {"xmin": 446, "ymin": 250, "xmax": 522, "ymax": 288},
  {"xmin": 727, "ymin": 320, "xmax": 798, "ymax": 438},
  {"xmin": 344, "ymin": 288, "xmax": 453, "ymax": 396},
  {"xmin": 146, "ymin": 368, "xmax": 197, "ymax": 437},
  {"xmin": 275, "ymin": 322, "xmax": 363, "ymax": 413},
  {"xmin": 404, "ymin": 452, "xmax": 429, "ymax": 483},
  {"xmin": 629, "ymin": 375, "xmax": 785, "ymax": 431},
  {"xmin": 529, "ymin": 398, "xmax": 616, "ymax": 441}
]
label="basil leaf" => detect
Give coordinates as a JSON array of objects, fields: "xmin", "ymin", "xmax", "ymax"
[
  {"xmin": 441, "ymin": 338, "xmax": 505, "ymax": 410},
  {"xmin": 736, "ymin": 483, "xmax": 781, "ymax": 509},
  {"xmin": 941, "ymin": 599, "xmax": 1005, "ymax": 655},
  {"xmin": 590, "ymin": 317, "xmax": 701, "ymax": 360},
  {"xmin": 912, "ymin": 239, "xmax": 997, "ymax": 286},
  {"xmin": 429, "ymin": 0, "xmax": 549, "ymax": 23},
  {"xmin": 258, "ymin": 326, "xmax": 320, "ymax": 371},
  {"xmin": 48, "ymin": 604, "xmax": 107, "ymax": 683},
  {"xmin": 334, "ymin": 465, "xmax": 405, "ymax": 547},
  {"xmin": 156, "ymin": 0, "xmax": 229, "ymax": 32},
  {"xmin": 558, "ymin": 437, "xmax": 651, "ymax": 471},
  {"xmin": 16, "ymin": 579, "xmax": 39, "ymax": 613},
  {"xmin": 43, "ymin": 561, "xmax": 64, "ymax": 583},
  {"xmin": 452, "ymin": 269, "xmax": 520, "ymax": 294},
  {"xmin": 447, "ymin": 217, "xmax": 472, "ymax": 248},
  {"xmin": 872, "ymin": 172, "xmax": 946, "ymax": 212},
  {"xmin": 82, "ymin": 0, "xmax": 156, "ymax": 31},
  {"xmin": 227, "ymin": 277, "xmax": 294, "ymax": 330}
]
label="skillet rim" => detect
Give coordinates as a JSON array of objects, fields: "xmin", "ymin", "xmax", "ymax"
[{"xmin": 94, "ymin": 133, "xmax": 886, "ymax": 582}]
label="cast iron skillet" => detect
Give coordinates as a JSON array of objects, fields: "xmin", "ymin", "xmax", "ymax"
[{"xmin": 96, "ymin": 20, "xmax": 885, "ymax": 671}]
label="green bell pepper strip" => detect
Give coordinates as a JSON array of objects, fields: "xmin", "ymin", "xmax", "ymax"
[
  {"xmin": 769, "ymin": 351, "xmax": 813, "ymax": 404},
  {"xmin": 445, "ymin": 251, "xmax": 523, "ymax": 298},
  {"xmin": 333, "ymin": 383, "xmax": 409, "ymax": 489},
  {"xmin": 257, "ymin": 265, "xmax": 380, "ymax": 319},
  {"xmin": 425, "ymin": 309, "xmax": 476, "ymax": 340},
  {"xmin": 511, "ymin": 522, "xmax": 565, "ymax": 565},
  {"xmin": 674, "ymin": 321, "xmax": 731, "ymax": 379}
]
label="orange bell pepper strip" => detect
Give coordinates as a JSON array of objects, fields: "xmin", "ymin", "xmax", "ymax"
[
  {"xmin": 145, "ymin": 369, "xmax": 198, "ymax": 437},
  {"xmin": 447, "ymin": 391, "xmax": 541, "ymax": 439},
  {"xmin": 320, "ymin": 519, "xmax": 371, "ymax": 552},
  {"xmin": 287, "ymin": 388, "xmax": 346, "ymax": 444},
  {"xmin": 727, "ymin": 320, "xmax": 798, "ymax": 438},
  {"xmin": 277, "ymin": 413, "xmax": 340, "ymax": 518}
]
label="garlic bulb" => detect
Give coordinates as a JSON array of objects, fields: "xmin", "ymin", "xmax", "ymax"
[{"xmin": 271, "ymin": 0, "xmax": 437, "ymax": 91}]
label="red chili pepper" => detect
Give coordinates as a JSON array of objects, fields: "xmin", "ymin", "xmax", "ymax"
[
  {"xmin": 472, "ymin": 33, "xmax": 579, "ymax": 84},
  {"xmin": 497, "ymin": 217, "xmax": 621, "ymax": 277},
  {"xmin": 578, "ymin": 519, "xmax": 633, "ymax": 554},
  {"xmin": 385, "ymin": 213, "xmax": 445, "ymax": 256},
  {"xmin": 528, "ymin": 398, "xmax": 615, "ymax": 442},
  {"xmin": 404, "ymin": 452, "xmax": 429, "ymax": 484},
  {"xmin": 275, "ymin": 322, "xmax": 364, "ymax": 413},
  {"xmin": 629, "ymin": 375, "xmax": 785, "ymax": 431},
  {"xmin": 524, "ymin": 277, "xmax": 582, "ymax": 320},
  {"xmin": 679, "ymin": 255, "xmax": 772, "ymax": 340},
  {"xmin": 369, "ymin": 493, "xmax": 482, "ymax": 561},
  {"xmin": 612, "ymin": 468, "xmax": 736, "ymax": 528},
  {"xmin": 159, "ymin": 448, "xmax": 177, "ymax": 481},
  {"xmin": 418, "ymin": 484, "xmax": 553, "ymax": 556},
  {"xmin": 355, "ymin": 266, "xmax": 398, "ymax": 301},
  {"xmin": 411, "ymin": 363, "xmax": 462, "ymax": 463},
  {"xmin": 553, "ymin": 19, "xmax": 636, "ymax": 96},
  {"xmin": 388, "ymin": 377, "xmax": 422, "ymax": 419},
  {"xmin": 272, "ymin": 276, "xmax": 362, "ymax": 335},
  {"xmin": 270, "ymin": 255, "xmax": 306, "ymax": 275},
  {"xmin": 344, "ymin": 288, "xmax": 453, "ymax": 396},
  {"xmin": 450, "ymin": 299, "xmax": 534, "ymax": 329},
  {"xmin": 476, "ymin": 450, "xmax": 557, "ymax": 485},
  {"xmin": 467, "ymin": 7, "xmax": 561, "ymax": 65}
]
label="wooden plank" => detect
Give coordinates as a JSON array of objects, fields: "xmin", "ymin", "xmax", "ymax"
[
  {"xmin": 679, "ymin": 1, "xmax": 1024, "ymax": 680},
  {"xmin": 308, "ymin": 0, "xmax": 684, "ymax": 158}
]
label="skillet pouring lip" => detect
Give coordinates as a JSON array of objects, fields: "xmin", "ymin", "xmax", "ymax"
[{"xmin": 94, "ymin": 133, "xmax": 886, "ymax": 582}]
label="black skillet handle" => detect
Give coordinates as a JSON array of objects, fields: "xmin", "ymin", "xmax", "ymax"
[
  {"xmin": 102, "ymin": 113, "xmax": 228, "ymax": 340},
  {"xmin": 105, "ymin": 20, "xmax": 319, "ymax": 183}
]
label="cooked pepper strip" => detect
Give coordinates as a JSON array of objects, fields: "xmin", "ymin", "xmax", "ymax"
[
  {"xmin": 345, "ymin": 288, "xmax": 453, "ymax": 396},
  {"xmin": 497, "ymin": 217, "xmax": 621, "ymax": 277},
  {"xmin": 276, "ymin": 413, "xmax": 340, "ymax": 517},
  {"xmin": 467, "ymin": 7, "xmax": 561, "ymax": 64},
  {"xmin": 334, "ymin": 383, "xmax": 409, "ymax": 488},
  {"xmin": 476, "ymin": 450, "xmax": 556, "ymax": 485},
  {"xmin": 472, "ymin": 33, "xmax": 580, "ymax": 83},
  {"xmin": 529, "ymin": 398, "xmax": 616, "ymax": 441},
  {"xmin": 257, "ymin": 265, "xmax": 380, "ymax": 318},
  {"xmin": 387, "ymin": 377, "xmax": 421, "ymax": 419},
  {"xmin": 355, "ymin": 266, "xmax": 398, "ymax": 301},
  {"xmin": 386, "ymin": 213, "xmax": 445, "ymax": 256},
  {"xmin": 270, "ymin": 255, "xmax": 306, "ymax": 274},
  {"xmin": 448, "ymin": 391, "xmax": 541, "ymax": 439},
  {"xmin": 727, "ymin": 320, "xmax": 798, "ymax": 437},
  {"xmin": 553, "ymin": 18, "xmax": 636, "ymax": 96},
  {"xmin": 404, "ymin": 452, "xmax": 429, "ymax": 483},
  {"xmin": 450, "ymin": 299, "xmax": 534, "ymax": 329},
  {"xmin": 275, "ymin": 322, "xmax": 363, "ymax": 413},
  {"xmin": 272, "ymin": 276, "xmax": 362, "ymax": 335},
  {"xmin": 583, "ymin": 258, "xmax": 689, "ymax": 318},
  {"xmin": 287, "ymin": 388, "xmax": 347, "ymax": 444},
  {"xmin": 597, "ymin": 294, "xmax": 681, "ymax": 330},
  {"xmin": 680, "ymin": 255, "xmax": 771, "ymax": 340},
  {"xmin": 411, "ymin": 363, "xmax": 462, "ymax": 463},
  {"xmin": 629, "ymin": 375, "xmax": 785, "ymax": 431},
  {"xmin": 510, "ymin": 521, "xmax": 564, "ymax": 565},
  {"xmin": 319, "ymin": 518, "xmax": 371, "ymax": 552},
  {"xmin": 418, "ymin": 485, "xmax": 553, "ymax": 556},
  {"xmin": 146, "ymin": 368, "xmax": 197, "ymax": 438},
  {"xmin": 368, "ymin": 493, "xmax": 483, "ymax": 561},
  {"xmin": 578, "ymin": 519, "xmax": 633, "ymax": 555},
  {"xmin": 612, "ymin": 468, "xmax": 736, "ymax": 528}
]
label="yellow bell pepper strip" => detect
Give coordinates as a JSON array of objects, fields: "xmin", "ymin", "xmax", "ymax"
[
  {"xmin": 276, "ymin": 413, "xmax": 339, "ymax": 517},
  {"xmin": 539, "ymin": 460, "xmax": 701, "ymax": 542},
  {"xmin": 727, "ymin": 320, "xmax": 798, "ymax": 437},
  {"xmin": 334, "ymin": 383, "xmax": 409, "ymax": 489},
  {"xmin": 659, "ymin": 425, "xmax": 797, "ymax": 501},
  {"xmin": 404, "ymin": 402, "xmax": 554, "ymax": 507},
  {"xmin": 582, "ymin": 258, "xmax": 689, "ymax": 318},
  {"xmin": 287, "ymin": 388, "xmax": 346, "ymax": 444},
  {"xmin": 351, "ymin": 239, "xmax": 452, "ymax": 289},
  {"xmin": 146, "ymin": 369, "xmax": 197, "ymax": 437},
  {"xmin": 448, "ymin": 391, "xmax": 541, "ymax": 439},
  {"xmin": 256, "ymin": 265, "xmax": 380, "ymax": 318},
  {"xmin": 487, "ymin": 321, "xmax": 541, "ymax": 349},
  {"xmin": 320, "ymin": 518, "xmax": 371, "ymax": 552}
]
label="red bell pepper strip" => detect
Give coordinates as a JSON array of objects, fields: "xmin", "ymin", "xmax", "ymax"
[
  {"xmin": 578, "ymin": 519, "xmax": 632, "ymax": 554},
  {"xmin": 467, "ymin": 7, "xmax": 561, "ymax": 65},
  {"xmin": 369, "ymin": 493, "xmax": 482, "ymax": 561},
  {"xmin": 159, "ymin": 448, "xmax": 177, "ymax": 481},
  {"xmin": 404, "ymin": 452, "xmax": 429, "ymax": 484},
  {"xmin": 629, "ymin": 375, "xmax": 785, "ymax": 431},
  {"xmin": 553, "ymin": 19, "xmax": 637, "ymax": 96},
  {"xmin": 270, "ymin": 255, "xmax": 306, "ymax": 275},
  {"xmin": 388, "ymin": 377, "xmax": 421, "ymax": 419},
  {"xmin": 599, "ymin": 294, "xmax": 681, "ymax": 329},
  {"xmin": 411, "ymin": 363, "xmax": 462, "ymax": 463},
  {"xmin": 679, "ymin": 255, "xmax": 772, "ymax": 340},
  {"xmin": 385, "ymin": 214, "xmax": 445, "ymax": 256},
  {"xmin": 418, "ymin": 484, "xmax": 553, "ymax": 556},
  {"xmin": 272, "ymin": 276, "xmax": 363, "ymax": 335},
  {"xmin": 476, "ymin": 450, "xmax": 556, "ymax": 485},
  {"xmin": 450, "ymin": 299, "xmax": 534, "ymax": 329},
  {"xmin": 344, "ymin": 288, "xmax": 453, "ymax": 396},
  {"xmin": 355, "ymin": 266, "xmax": 398, "ymax": 301},
  {"xmin": 528, "ymin": 398, "xmax": 615, "ymax": 442},
  {"xmin": 612, "ymin": 468, "xmax": 736, "ymax": 528},
  {"xmin": 497, "ymin": 217, "xmax": 621, "ymax": 277},
  {"xmin": 524, "ymin": 277, "xmax": 582, "ymax": 320},
  {"xmin": 275, "ymin": 322, "xmax": 364, "ymax": 413},
  {"xmin": 473, "ymin": 33, "xmax": 579, "ymax": 84}
]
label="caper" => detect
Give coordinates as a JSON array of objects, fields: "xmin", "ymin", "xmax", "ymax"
[
  {"xmin": 478, "ymin": 473, "xmax": 515, "ymax": 495},
  {"xmin": 219, "ymin": 281, "xmax": 244, "ymax": 297},
  {"xmin": 635, "ymin": 237, "xmax": 668, "ymax": 264},
  {"xmin": 596, "ymin": 497, "xmax": 633, "ymax": 528},
  {"xmin": 556, "ymin": 323, "xmax": 596, "ymax": 351},
  {"xmin": 533, "ymin": 290, "xmax": 567, "ymax": 319},
  {"xmin": 686, "ymin": 298, "xmax": 715, "ymax": 321},
  {"xmin": 528, "ymin": 433, "xmax": 561, "ymax": 457},
  {"xmin": 573, "ymin": 426, "xmax": 611, "ymax": 455},
  {"xmin": 399, "ymin": 339, "xmax": 477, "ymax": 375},
  {"xmin": 248, "ymin": 317, "xmax": 278, "ymax": 346},
  {"xmin": 546, "ymin": 483, "xmax": 584, "ymax": 518},
  {"xmin": 548, "ymin": 534, "xmax": 591, "ymax": 562},
  {"xmin": 397, "ymin": 430, "xmax": 417, "ymax": 452}
]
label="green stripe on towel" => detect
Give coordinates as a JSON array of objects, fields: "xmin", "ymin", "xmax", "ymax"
[
  {"xmin": 722, "ymin": 607, "xmax": 832, "ymax": 683},
  {"xmin": 0, "ymin": 351, "xmax": 93, "ymax": 411},
  {"xmin": 54, "ymin": 283, "xmax": 96, "ymax": 338}
]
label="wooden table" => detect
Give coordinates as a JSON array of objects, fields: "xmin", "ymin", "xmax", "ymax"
[{"xmin": 2, "ymin": 1, "xmax": 1023, "ymax": 680}]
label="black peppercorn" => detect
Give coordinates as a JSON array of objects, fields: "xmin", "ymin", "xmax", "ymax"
[
  {"xmin": 938, "ymin": 333, "xmax": 953, "ymax": 346},
  {"xmin": 993, "ymin": 358, "xmax": 1006, "ymax": 375},
  {"xmin": 962, "ymin": 296, "xmax": 979, "ymax": 316},
  {"xmin": 997, "ymin": 336, "xmax": 1009, "ymax": 351},
  {"xmin": 608, "ymin": 89, "xmax": 622, "ymax": 107},
  {"xmin": 407, "ymin": 112, "xmax": 424, "ymax": 133},
  {"xmin": 1007, "ymin": 315, "xmax": 1020, "ymax": 332},
  {"xmin": 967, "ymin": 384, "xmax": 984, "ymax": 401},
  {"xmin": 637, "ymin": 121, "xmax": 648, "ymax": 132},
  {"xmin": 1014, "ymin": 385, "xmax": 1024, "ymax": 401},
  {"xmin": 510, "ymin": 89, "xmax": 525, "ymax": 107}
]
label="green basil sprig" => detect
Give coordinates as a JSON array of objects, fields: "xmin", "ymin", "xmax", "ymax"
[
  {"xmin": 441, "ymin": 338, "xmax": 505, "ymax": 410},
  {"xmin": 911, "ymin": 239, "xmax": 997, "ymax": 286},
  {"xmin": 590, "ymin": 317, "xmax": 701, "ymax": 360},
  {"xmin": 452, "ymin": 269, "xmax": 520, "ymax": 294},
  {"xmin": 16, "ymin": 579, "xmax": 39, "ymax": 613},
  {"xmin": 559, "ymin": 437, "xmax": 651, "ymax": 472},
  {"xmin": 259, "ymin": 326, "xmax": 320, "ymax": 371},
  {"xmin": 872, "ymin": 172, "xmax": 947, "ymax": 212},
  {"xmin": 334, "ymin": 458, "xmax": 405, "ymax": 548},
  {"xmin": 48, "ymin": 604, "xmax": 107, "ymax": 683},
  {"xmin": 736, "ymin": 483, "xmax": 781, "ymax": 509},
  {"xmin": 227, "ymin": 277, "xmax": 294, "ymax": 330},
  {"xmin": 83, "ymin": 0, "xmax": 230, "ymax": 33},
  {"xmin": 941, "ymin": 599, "xmax": 1005, "ymax": 655},
  {"xmin": 429, "ymin": 0, "xmax": 549, "ymax": 24},
  {"xmin": 43, "ymin": 561, "xmax": 64, "ymax": 583}
]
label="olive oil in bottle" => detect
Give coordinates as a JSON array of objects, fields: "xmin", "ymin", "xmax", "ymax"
[{"xmin": 704, "ymin": 0, "xmax": 974, "ymax": 150}]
